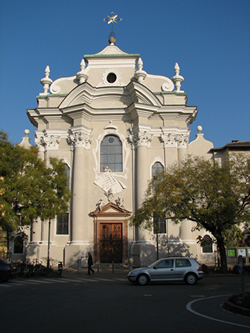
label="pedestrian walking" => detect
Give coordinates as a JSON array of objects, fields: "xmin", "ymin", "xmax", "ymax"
[{"xmin": 87, "ymin": 252, "xmax": 95, "ymax": 275}]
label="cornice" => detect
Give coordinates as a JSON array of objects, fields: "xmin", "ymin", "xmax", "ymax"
[
  {"xmin": 158, "ymin": 105, "xmax": 198, "ymax": 122},
  {"xmin": 30, "ymin": 108, "xmax": 62, "ymax": 116},
  {"xmin": 126, "ymin": 103, "xmax": 157, "ymax": 120},
  {"xmin": 154, "ymin": 91, "xmax": 187, "ymax": 96},
  {"xmin": 84, "ymin": 53, "xmax": 140, "ymax": 59},
  {"xmin": 61, "ymin": 103, "xmax": 127, "ymax": 116},
  {"xmin": 36, "ymin": 94, "xmax": 67, "ymax": 99}
]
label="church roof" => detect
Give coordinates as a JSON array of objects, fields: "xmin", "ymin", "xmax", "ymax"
[{"xmin": 84, "ymin": 44, "xmax": 140, "ymax": 59}]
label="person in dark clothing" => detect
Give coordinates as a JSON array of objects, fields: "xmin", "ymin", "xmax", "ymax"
[{"xmin": 87, "ymin": 252, "xmax": 95, "ymax": 275}]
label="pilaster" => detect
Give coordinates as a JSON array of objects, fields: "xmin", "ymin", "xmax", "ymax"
[
  {"xmin": 129, "ymin": 128, "xmax": 153, "ymax": 245},
  {"xmin": 67, "ymin": 127, "xmax": 92, "ymax": 246}
]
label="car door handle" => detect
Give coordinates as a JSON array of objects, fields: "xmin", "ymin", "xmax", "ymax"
[{"xmin": 170, "ymin": 269, "xmax": 174, "ymax": 271}]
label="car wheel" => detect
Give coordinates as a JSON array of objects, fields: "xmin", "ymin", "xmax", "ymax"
[
  {"xmin": 137, "ymin": 274, "xmax": 148, "ymax": 285},
  {"xmin": 185, "ymin": 273, "xmax": 197, "ymax": 285}
]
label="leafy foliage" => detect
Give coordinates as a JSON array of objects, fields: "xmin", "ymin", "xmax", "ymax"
[
  {"xmin": 222, "ymin": 225, "xmax": 245, "ymax": 247},
  {"xmin": 131, "ymin": 155, "xmax": 250, "ymax": 273},
  {"xmin": 0, "ymin": 130, "xmax": 71, "ymax": 232}
]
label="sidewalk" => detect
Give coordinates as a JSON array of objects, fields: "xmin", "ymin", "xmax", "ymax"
[
  {"xmin": 51, "ymin": 265, "xmax": 250, "ymax": 280},
  {"xmin": 57, "ymin": 265, "xmax": 130, "ymax": 280}
]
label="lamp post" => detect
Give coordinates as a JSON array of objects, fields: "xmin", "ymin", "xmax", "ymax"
[
  {"xmin": 47, "ymin": 219, "xmax": 51, "ymax": 270},
  {"xmin": 156, "ymin": 232, "xmax": 159, "ymax": 260}
]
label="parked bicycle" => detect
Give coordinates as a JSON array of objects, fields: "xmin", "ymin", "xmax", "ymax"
[
  {"xmin": 16, "ymin": 262, "xmax": 48, "ymax": 278},
  {"xmin": 32, "ymin": 263, "xmax": 48, "ymax": 277}
]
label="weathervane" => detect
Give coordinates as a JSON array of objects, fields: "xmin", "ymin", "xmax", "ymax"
[{"xmin": 103, "ymin": 12, "xmax": 122, "ymax": 43}]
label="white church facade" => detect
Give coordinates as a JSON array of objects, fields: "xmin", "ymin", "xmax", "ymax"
[{"xmin": 16, "ymin": 37, "xmax": 217, "ymax": 268}]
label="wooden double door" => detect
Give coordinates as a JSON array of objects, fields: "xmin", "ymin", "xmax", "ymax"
[{"xmin": 100, "ymin": 223, "xmax": 122, "ymax": 263}]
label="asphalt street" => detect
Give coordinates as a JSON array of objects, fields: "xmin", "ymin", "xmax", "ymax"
[{"xmin": 0, "ymin": 270, "xmax": 249, "ymax": 333}]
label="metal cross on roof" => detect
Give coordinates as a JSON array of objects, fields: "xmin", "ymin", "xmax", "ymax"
[{"xmin": 103, "ymin": 12, "xmax": 122, "ymax": 39}]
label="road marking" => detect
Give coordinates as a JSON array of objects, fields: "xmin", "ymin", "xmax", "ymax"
[
  {"xmin": 45, "ymin": 278, "xmax": 68, "ymax": 283},
  {"xmin": 0, "ymin": 283, "xmax": 12, "ymax": 288},
  {"xmin": 186, "ymin": 295, "xmax": 250, "ymax": 329},
  {"xmin": 14, "ymin": 280, "xmax": 40, "ymax": 285},
  {"xmin": 77, "ymin": 278, "xmax": 98, "ymax": 282},
  {"xmin": 28, "ymin": 279, "xmax": 53, "ymax": 284},
  {"xmin": 1, "ymin": 276, "xmax": 127, "ymax": 288},
  {"xmin": 62, "ymin": 278, "xmax": 88, "ymax": 283},
  {"xmin": 12, "ymin": 282, "xmax": 36, "ymax": 286},
  {"xmin": 209, "ymin": 285, "xmax": 222, "ymax": 290}
]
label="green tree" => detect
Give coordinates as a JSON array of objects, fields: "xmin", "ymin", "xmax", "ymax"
[
  {"xmin": 0, "ymin": 130, "xmax": 71, "ymax": 235},
  {"xmin": 131, "ymin": 156, "xmax": 250, "ymax": 273}
]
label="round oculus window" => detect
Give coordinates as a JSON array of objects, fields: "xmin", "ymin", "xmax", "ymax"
[{"xmin": 107, "ymin": 72, "xmax": 117, "ymax": 83}]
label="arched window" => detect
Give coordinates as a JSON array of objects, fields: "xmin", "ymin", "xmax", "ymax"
[
  {"xmin": 152, "ymin": 162, "xmax": 165, "ymax": 233},
  {"xmin": 14, "ymin": 236, "xmax": 23, "ymax": 254},
  {"xmin": 152, "ymin": 161, "xmax": 164, "ymax": 177},
  {"xmin": 100, "ymin": 135, "xmax": 122, "ymax": 172},
  {"xmin": 202, "ymin": 235, "xmax": 213, "ymax": 253},
  {"xmin": 64, "ymin": 164, "xmax": 70, "ymax": 188}
]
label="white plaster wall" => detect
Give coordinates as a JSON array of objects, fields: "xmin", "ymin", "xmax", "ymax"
[{"xmin": 188, "ymin": 133, "xmax": 214, "ymax": 159}]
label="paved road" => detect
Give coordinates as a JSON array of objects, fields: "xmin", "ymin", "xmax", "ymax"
[
  {"xmin": 0, "ymin": 273, "xmax": 249, "ymax": 333},
  {"xmin": 0, "ymin": 276, "xmax": 127, "ymax": 288}
]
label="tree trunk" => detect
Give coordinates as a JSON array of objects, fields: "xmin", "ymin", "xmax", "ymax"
[
  {"xmin": 217, "ymin": 237, "xmax": 227, "ymax": 273},
  {"xmin": 6, "ymin": 230, "xmax": 10, "ymax": 261}
]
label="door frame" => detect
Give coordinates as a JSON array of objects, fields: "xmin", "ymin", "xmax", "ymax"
[
  {"xmin": 90, "ymin": 202, "xmax": 131, "ymax": 264},
  {"xmin": 97, "ymin": 221, "xmax": 126, "ymax": 263}
]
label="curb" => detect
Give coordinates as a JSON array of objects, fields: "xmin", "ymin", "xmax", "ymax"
[
  {"xmin": 223, "ymin": 301, "xmax": 250, "ymax": 317},
  {"xmin": 54, "ymin": 267, "xmax": 129, "ymax": 278}
]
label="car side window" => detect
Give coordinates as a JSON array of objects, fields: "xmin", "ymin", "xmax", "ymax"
[
  {"xmin": 156, "ymin": 259, "xmax": 173, "ymax": 269},
  {"xmin": 175, "ymin": 259, "xmax": 191, "ymax": 267}
]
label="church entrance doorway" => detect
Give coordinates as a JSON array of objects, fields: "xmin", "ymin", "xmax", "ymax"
[
  {"xmin": 90, "ymin": 202, "xmax": 131, "ymax": 264},
  {"xmin": 100, "ymin": 223, "xmax": 122, "ymax": 263}
]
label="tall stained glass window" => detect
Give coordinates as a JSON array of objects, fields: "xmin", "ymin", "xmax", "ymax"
[
  {"xmin": 152, "ymin": 161, "xmax": 164, "ymax": 177},
  {"xmin": 100, "ymin": 135, "xmax": 122, "ymax": 172}
]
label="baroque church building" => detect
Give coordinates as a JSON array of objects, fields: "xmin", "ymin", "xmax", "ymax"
[{"xmin": 19, "ymin": 36, "xmax": 216, "ymax": 268}]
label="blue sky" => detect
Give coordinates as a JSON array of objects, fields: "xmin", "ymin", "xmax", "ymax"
[{"xmin": 0, "ymin": 0, "xmax": 249, "ymax": 148}]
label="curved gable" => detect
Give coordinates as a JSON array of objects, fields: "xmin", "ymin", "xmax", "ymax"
[
  {"xmin": 59, "ymin": 80, "xmax": 162, "ymax": 111},
  {"xmin": 127, "ymin": 81, "xmax": 162, "ymax": 107},
  {"xmin": 59, "ymin": 82, "xmax": 133, "ymax": 110}
]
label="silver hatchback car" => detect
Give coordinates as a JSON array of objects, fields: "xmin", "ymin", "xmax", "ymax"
[{"xmin": 127, "ymin": 257, "xmax": 204, "ymax": 285}]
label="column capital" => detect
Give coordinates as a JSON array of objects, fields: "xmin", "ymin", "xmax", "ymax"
[
  {"xmin": 35, "ymin": 130, "xmax": 60, "ymax": 151},
  {"xmin": 160, "ymin": 130, "xmax": 190, "ymax": 149},
  {"xmin": 67, "ymin": 128, "xmax": 93, "ymax": 149},
  {"xmin": 128, "ymin": 127, "xmax": 153, "ymax": 148}
]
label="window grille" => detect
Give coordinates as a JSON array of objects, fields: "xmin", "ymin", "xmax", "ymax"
[{"xmin": 57, "ymin": 213, "xmax": 69, "ymax": 235}]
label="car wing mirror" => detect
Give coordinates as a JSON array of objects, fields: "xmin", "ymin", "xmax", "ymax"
[{"xmin": 153, "ymin": 266, "xmax": 157, "ymax": 269}]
